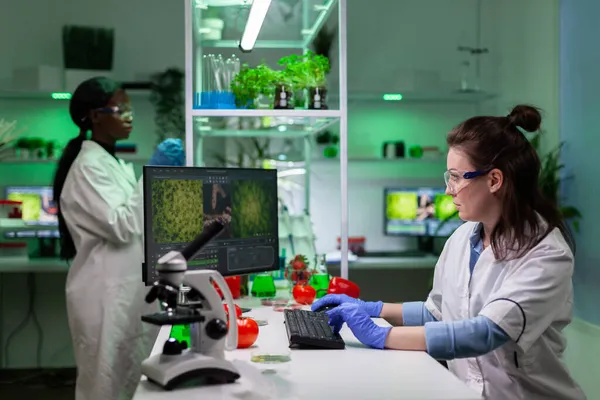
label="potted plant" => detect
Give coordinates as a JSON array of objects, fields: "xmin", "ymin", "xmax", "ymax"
[
  {"xmin": 278, "ymin": 51, "xmax": 330, "ymax": 110},
  {"xmin": 150, "ymin": 68, "xmax": 185, "ymax": 143},
  {"xmin": 231, "ymin": 63, "xmax": 277, "ymax": 109},
  {"xmin": 272, "ymin": 69, "xmax": 294, "ymax": 109},
  {"xmin": 305, "ymin": 52, "xmax": 330, "ymax": 109},
  {"xmin": 529, "ymin": 133, "xmax": 582, "ymax": 231},
  {"xmin": 254, "ymin": 64, "xmax": 278, "ymax": 108},
  {"xmin": 231, "ymin": 64, "xmax": 259, "ymax": 109},
  {"xmin": 277, "ymin": 54, "xmax": 305, "ymax": 108}
]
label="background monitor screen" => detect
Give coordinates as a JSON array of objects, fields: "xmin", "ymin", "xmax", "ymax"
[
  {"xmin": 5, "ymin": 186, "xmax": 58, "ymax": 226},
  {"xmin": 142, "ymin": 166, "xmax": 280, "ymax": 285},
  {"xmin": 384, "ymin": 187, "xmax": 463, "ymax": 237}
]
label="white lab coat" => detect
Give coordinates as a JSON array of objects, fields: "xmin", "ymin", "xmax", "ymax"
[
  {"xmin": 60, "ymin": 141, "xmax": 157, "ymax": 400},
  {"xmin": 425, "ymin": 221, "xmax": 586, "ymax": 400}
]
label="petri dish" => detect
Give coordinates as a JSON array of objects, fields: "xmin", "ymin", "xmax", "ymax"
[
  {"xmin": 250, "ymin": 349, "xmax": 292, "ymax": 373},
  {"xmin": 260, "ymin": 298, "xmax": 288, "ymax": 307}
]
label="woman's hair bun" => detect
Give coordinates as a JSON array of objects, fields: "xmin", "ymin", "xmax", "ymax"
[{"xmin": 508, "ymin": 104, "xmax": 542, "ymax": 133}]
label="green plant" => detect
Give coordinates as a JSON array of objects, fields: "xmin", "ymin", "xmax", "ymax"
[
  {"xmin": 278, "ymin": 51, "xmax": 330, "ymax": 89},
  {"xmin": 530, "ymin": 133, "xmax": 582, "ymax": 231},
  {"xmin": 231, "ymin": 63, "xmax": 277, "ymax": 108},
  {"xmin": 150, "ymin": 68, "xmax": 185, "ymax": 143}
]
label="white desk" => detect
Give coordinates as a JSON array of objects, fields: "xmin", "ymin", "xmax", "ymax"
[{"xmin": 133, "ymin": 303, "xmax": 481, "ymax": 400}]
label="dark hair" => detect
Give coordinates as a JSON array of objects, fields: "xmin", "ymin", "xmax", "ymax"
[
  {"xmin": 53, "ymin": 77, "xmax": 122, "ymax": 260},
  {"xmin": 447, "ymin": 104, "xmax": 574, "ymax": 260}
]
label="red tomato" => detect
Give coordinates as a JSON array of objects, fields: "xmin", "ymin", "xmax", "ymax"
[
  {"xmin": 292, "ymin": 260, "xmax": 305, "ymax": 270},
  {"xmin": 327, "ymin": 277, "xmax": 360, "ymax": 298},
  {"xmin": 225, "ymin": 276, "xmax": 241, "ymax": 299},
  {"xmin": 292, "ymin": 284, "xmax": 316, "ymax": 305},
  {"xmin": 223, "ymin": 303, "xmax": 243, "ymax": 318},
  {"xmin": 236, "ymin": 317, "xmax": 259, "ymax": 349}
]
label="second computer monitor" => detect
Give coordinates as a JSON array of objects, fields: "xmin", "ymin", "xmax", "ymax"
[
  {"xmin": 142, "ymin": 166, "xmax": 279, "ymax": 285},
  {"xmin": 4, "ymin": 186, "xmax": 59, "ymax": 239},
  {"xmin": 5, "ymin": 186, "xmax": 58, "ymax": 225},
  {"xmin": 384, "ymin": 187, "xmax": 463, "ymax": 237}
]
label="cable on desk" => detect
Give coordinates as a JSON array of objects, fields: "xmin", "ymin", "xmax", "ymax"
[
  {"xmin": 2, "ymin": 273, "xmax": 43, "ymax": 368},
  {"xmin": 30, "ymin": 273, "xmax": 44, "ymax": 368},
  {"xmin": 0, "ymin": 261, "xmax": 73, "ymax": 387}
]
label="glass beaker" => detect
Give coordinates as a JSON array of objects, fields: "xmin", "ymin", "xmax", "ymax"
[
  {"xmin": 251, "ymin": 273, "xmax": 277, "ymax": 298},
  {"xmin": 309, "ymin": 273, "xmax": 330, "ymax": 299}
]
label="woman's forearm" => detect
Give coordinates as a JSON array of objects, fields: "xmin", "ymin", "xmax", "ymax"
[
  {"xmin": 384, "ymin": 326, "xmax": 427, "ymax": 351},
  {"xmin": 380, "ymin": 303, "xmax": 404, "ymax": 326}
]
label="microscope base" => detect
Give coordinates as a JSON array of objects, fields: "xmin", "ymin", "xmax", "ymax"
[{"xmin": 142, "ymin": 350, "xmax": 240, "ymax": 391}]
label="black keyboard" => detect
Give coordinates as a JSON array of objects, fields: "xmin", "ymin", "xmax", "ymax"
[{"xmin": 283, "ymin": 309, "xmax": 345, "ymax": 350}]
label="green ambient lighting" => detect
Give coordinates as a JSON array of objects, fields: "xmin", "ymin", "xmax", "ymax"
[
  {"xmin": 51, "ymin": 92, "xmax": 72, "ymax": 100},
  {"xmin": 383, "ymin": 93, "xmax": 403, "ymax": 101}
]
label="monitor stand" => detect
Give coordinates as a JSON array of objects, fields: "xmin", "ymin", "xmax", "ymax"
[{"xmin": 417, "ymin": 236, "xmax": 435, "ymax": 255}]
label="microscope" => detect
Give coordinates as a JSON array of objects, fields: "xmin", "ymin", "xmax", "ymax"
[{"xmin": 140, "ymin": 220, "xmax": 241, "ymax": 390}]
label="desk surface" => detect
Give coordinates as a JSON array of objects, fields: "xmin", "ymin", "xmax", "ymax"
[
  {"xmin": 133, "ymin": 301, "xmax": 481, "ymax": 400},
  {"xmin": 0, "ymin": 256, "xmax": 436, "ymax": 274}
]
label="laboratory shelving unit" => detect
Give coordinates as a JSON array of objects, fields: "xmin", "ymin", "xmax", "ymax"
[{"xmin": 183, "ymin": 0, "xmax": 349, "ymax": 278}]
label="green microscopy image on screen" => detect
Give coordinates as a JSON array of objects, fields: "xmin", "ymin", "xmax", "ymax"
[
  {"xmin": 434, "ymin": 194, "xmax": 457, "ymax": 220},
  {"xmin": 230, "ymin": 179, "xmax": 276, "ymax": 238},
  {"xmin": 151, "ymin": 179, "xmax": 204, "ymax": 244},
  {"xmin": 7, "ymin": 193, "xmax": 42, "ymax": 221},
  {"xmin": 386, "ymin": 192, "xmax": 418, "ymax": 220}
]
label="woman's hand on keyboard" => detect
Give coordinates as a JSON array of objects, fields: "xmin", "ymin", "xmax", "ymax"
[
  {"xmin": 326, "ymin": 303, "xmax": 392, "ymax": 349},
  {"xmin": 311, "ymin": 294, "xmax": 383, "ymax": 318}
]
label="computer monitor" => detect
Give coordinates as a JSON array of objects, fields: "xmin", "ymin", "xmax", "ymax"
[
  {"xmin": 384, "ymin": 187, "xmax": 463, "ymax": 243},
  {"xmin": 5, "ymin": 186, "xmax": 58, "ymax": 225},
  {"xmin": 142, "ymin": 166, "xmax": 280, "ymax": 285}
]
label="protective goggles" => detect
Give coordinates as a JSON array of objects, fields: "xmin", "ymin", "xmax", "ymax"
[
  {"xmin": 95, "ymin": 105, "xmax": 134, "ymax": 120},
  {"xmin": 444, "ymin": 169, "xmax": 490, "ymax": 194}
]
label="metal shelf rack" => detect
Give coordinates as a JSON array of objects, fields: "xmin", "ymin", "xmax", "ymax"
[{"xmin": 183, "ymin": 0, "xmax": 350, "ymax": 278}]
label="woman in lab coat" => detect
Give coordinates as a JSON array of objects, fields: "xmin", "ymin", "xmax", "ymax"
[
  {"xmin": 313, "ymin": 105, "xmax": 586, "ymax": 399},
  {"xmin": 53, "ymin": 77, "xmax": 184, "ymax": 400}
]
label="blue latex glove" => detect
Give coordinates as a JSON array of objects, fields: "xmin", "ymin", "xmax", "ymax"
[
  {"xmin": 149, "ymin": 138, "xmax": 185, "ymax": 166},
  {"xmin": 326, "ymin": 303, "xmax": 392, "ymax": 349},
  {"xmin": 311, "ymin": 294, "xmax": 383, "ymax": 317}
]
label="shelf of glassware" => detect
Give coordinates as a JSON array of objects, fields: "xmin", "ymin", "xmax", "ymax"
[{"xmin": 192, "ymin": 109, "xmax": 341, "ymax": 138}]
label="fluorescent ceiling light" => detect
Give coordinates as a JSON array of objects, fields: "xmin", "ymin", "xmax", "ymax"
[
  {"xmin": 383, "ymin": 94, "xmax": 403, "ymax": 101},
  {"xmin": 51, "ymin": 92, "xmax": 71, "ymax": 100},
  {"xmin": 239, "ymin": 0, "xmax": 272, "ymax": 52}
]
